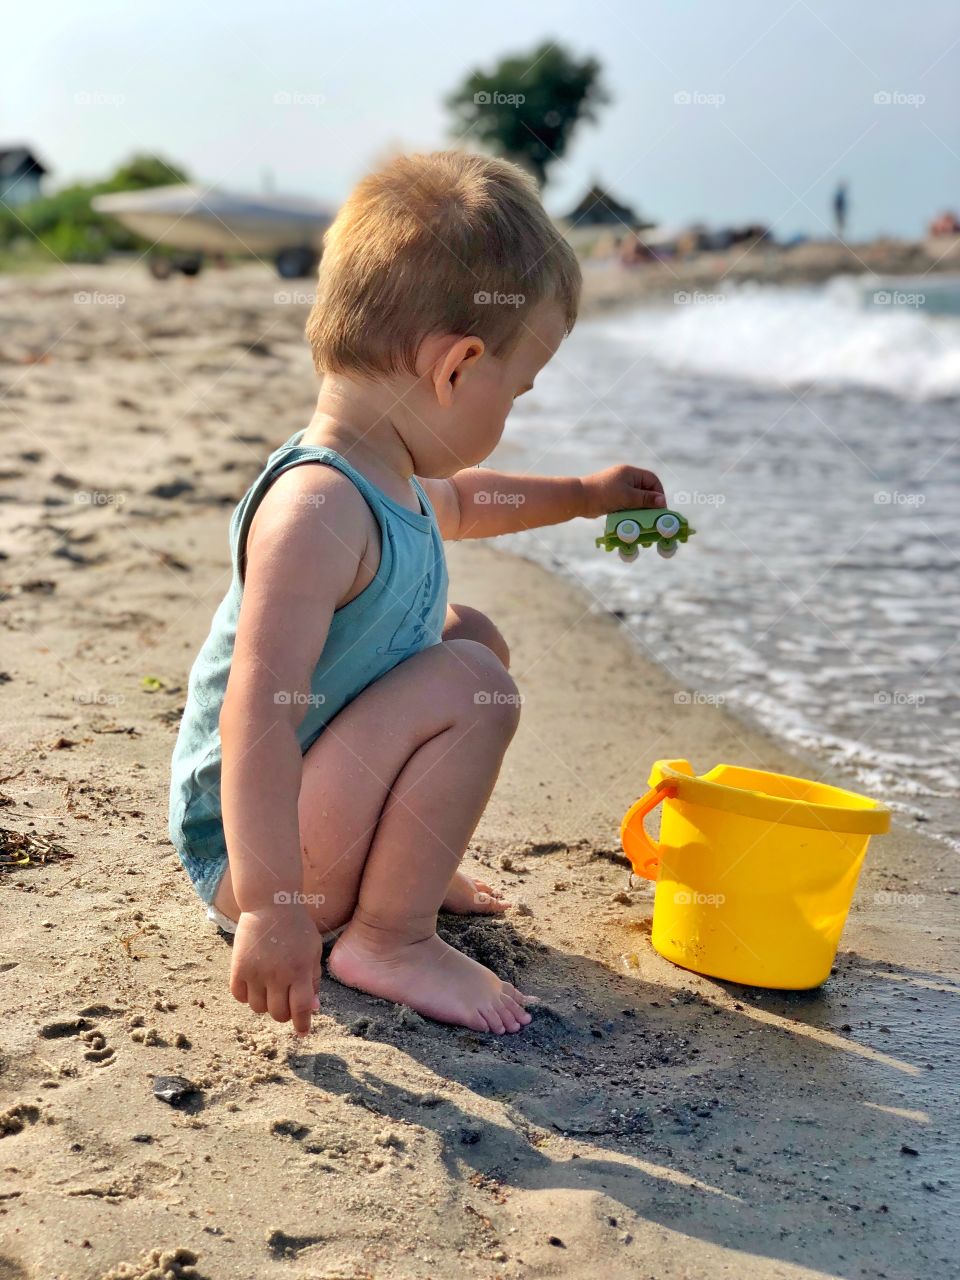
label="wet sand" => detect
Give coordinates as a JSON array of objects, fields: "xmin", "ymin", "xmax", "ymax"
[{"xmin": 0, "ymin": 263, "xmax": 956, "ymax": 1279}]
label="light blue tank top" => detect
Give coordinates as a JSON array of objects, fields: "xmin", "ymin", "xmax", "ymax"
[{"xmin": 168, "ymin": 429, "xmax": 449, "ymax": 903}]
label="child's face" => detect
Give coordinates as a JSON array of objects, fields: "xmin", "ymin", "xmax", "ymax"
[{"xmin": 412, "ymin": 301, "xmax": 568, "ymax": 476}]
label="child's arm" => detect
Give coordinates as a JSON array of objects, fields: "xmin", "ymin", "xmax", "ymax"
[
  {"xmin": 421, "ymin": 464, "xmax": 666, "ymax": 540},
  {"xmin": 219, "ymin": 465, "xmax": 371, "ymax": 1034}
]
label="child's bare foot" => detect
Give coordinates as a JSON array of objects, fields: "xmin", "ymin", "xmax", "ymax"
[
  {"xmin": 441, "ymin": 869, "xmax": 509, "ymax": 915},
  {"xmin": 327, "ymin": 926, "xmax": 535, "ymax": 1034}
]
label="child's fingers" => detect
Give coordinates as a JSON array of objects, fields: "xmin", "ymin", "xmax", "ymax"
[
  {"xmin": 230, "ymin": 973, "xmax": 249, "ymax": 1005},
  {"xmin": 266, "ymin": 983, "xmax": 291, "ymax": 1025},
  {"xmin": 289, "ymin": 974, "xmax": 318, "ymax": 1037},
  {"xmin": 632, "ymin": 487, "xmax": 667, "ymax": 508},
  {"xmin": 245, "ymin": 982, "xmax": 268, "ymax": 1015},
  {"xmin": 634, "ymin": 467, "xmax": 666, "ymax": 496}
]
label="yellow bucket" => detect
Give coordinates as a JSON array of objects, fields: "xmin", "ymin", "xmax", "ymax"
[{"xmin": 621, "ymin": 758, "xmax": 890, "ymax": 989}]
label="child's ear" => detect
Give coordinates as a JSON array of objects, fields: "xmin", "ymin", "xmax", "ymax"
[{"xmin": 430, "ymin": 335, "xmax": 485, "ymax": 408}]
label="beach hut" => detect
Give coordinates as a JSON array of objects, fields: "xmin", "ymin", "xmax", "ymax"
[
  {"xmin": 0, "ymin": 146, "xmax": 48, "ymax": 207},
  {"xmin": 563, "ymin": 183, "xmax": 645, "ymax": 229}
]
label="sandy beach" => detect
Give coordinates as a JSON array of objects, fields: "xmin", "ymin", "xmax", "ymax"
[{"xmin": 1, "ymin": 263, "xmax": 957, "ymax": 1280}]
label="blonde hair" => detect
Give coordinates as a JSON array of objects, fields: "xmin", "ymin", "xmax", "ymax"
[{"xmin": 305, "ymin": 150, "xmax": 581, "ymax": 377}]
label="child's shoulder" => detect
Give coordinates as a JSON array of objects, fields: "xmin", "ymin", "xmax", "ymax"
[{"xmin": 248, "ymin": 459, "xmax": 375, "ymax": 563}]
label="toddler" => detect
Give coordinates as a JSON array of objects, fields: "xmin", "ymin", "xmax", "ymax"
[{"xmin": 168, "ymin": 150, "xmax": 665, "ymax": 1036}]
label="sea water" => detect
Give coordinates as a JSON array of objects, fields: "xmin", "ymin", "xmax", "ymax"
[{"xmin": 494, "ymin": 274, "xmax": 960, "ymax": 849}]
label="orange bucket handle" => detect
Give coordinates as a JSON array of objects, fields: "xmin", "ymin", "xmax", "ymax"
[{"xmin": 620, "ymin": 779, "xmax": 678, "ymax": 879}]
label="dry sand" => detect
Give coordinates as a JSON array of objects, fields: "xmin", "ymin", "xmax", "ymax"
[{"xmin": 0, "ymin": 263, "xmax": 957, "ymax": 1280}]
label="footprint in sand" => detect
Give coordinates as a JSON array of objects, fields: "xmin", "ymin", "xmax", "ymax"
[
  {"xmin": 80, "ymin": 1026, "xmax": 115, "ymax": 1066},
  {"xmin": 39, "ymin": 1007, "xmax": 119, "ymax": 1069}
]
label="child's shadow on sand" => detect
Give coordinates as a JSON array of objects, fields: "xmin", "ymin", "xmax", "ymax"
[{"xmin": 286, "ymin": 918, "xmax": 956, "ymax": 1278}]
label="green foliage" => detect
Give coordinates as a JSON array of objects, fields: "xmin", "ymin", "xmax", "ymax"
[
  {"xmin": 108, "ymin": 153, "xmax": 188, "ymax": 191},
  {"xmin": 446, "ymin": 41, "xmax": 609, "ymax": 186},
  {"xmin": 0, "ymin": 153, "xmax": 190, "ymax": 266}
]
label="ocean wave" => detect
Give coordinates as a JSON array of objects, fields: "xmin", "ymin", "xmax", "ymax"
[{"xmin": 595, "ymin": 276, "xmax": 960, "ymax": 401}]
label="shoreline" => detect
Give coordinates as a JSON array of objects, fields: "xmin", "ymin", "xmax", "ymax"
[
  {"xmin": 3, "ymin": 238, "xmax": 959, "ymax": 314},
  {"xmin": 576, "ymin": 235, "xmax": 960, "ymax": 312},
  {"xmin": 1, "ymin": 263, "xmax": 956, "ymax": 1277},
  {"xmin": 491, "ymin": 533, "xmax": 957, "ymax": 849}
]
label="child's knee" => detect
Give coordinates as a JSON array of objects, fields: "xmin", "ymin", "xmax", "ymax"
[
  {"xmin": 443, "ymin": 639, "xmax": 522, "ymax": 736},
  {"xmin": 443, "ymin": 604, "xmax": 510, "ymax": 668}
]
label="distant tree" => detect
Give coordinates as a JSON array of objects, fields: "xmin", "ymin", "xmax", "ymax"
[
  {"xmin": 106, "ymin": 153, "xmax": 189, "ymax": 191},
  {"xmin": 446, "ymin": 41, "xmax": 608, "ymax": 187}
]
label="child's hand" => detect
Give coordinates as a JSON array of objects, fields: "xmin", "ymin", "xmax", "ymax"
[
  {"xmin": 229, "ymin": 904, "xmax": 323, "ymax": 1036},
  {"xmin": 581, "ymin": 465, "xmax": 667, "ymax": 518}
]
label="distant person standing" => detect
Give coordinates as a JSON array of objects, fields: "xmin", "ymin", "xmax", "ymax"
[{"xmin": 833, "ymin": 182, "xmax": 848, "ymax": 238}]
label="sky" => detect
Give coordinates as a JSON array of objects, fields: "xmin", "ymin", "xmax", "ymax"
[{"xmin": 3, "ymin": 0, "xmax": 959, "ymax": 241}]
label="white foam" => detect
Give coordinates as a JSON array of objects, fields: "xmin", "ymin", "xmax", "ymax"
[{"xmin": 595, "ymin": 277, "xmax": 960, "ymax": 401}]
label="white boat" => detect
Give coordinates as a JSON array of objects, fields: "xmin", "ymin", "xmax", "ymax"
[{"xmin": 92, "ymin": 183, "xmax": 334, "ymax": 277}]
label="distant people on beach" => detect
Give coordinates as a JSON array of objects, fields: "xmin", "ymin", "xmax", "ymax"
[
  {"xmin": 619, "ymin": 234, "xmax": 651, "ymax": 267},
  {"xmin": 833, "ymin": 182, "xmax": 848, "ymax": 238},
  {"xmin": 929, "ymin": 210, "xmax": 960, "ymax": 237}
]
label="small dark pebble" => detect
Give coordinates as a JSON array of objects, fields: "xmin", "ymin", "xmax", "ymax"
[
  {"xmin": 149, "ymin": 479, "xmax": 195, "ymax": 500},
  {"xmin": 152, "ymin": 1074, "xmax": 197, "ymax": 1104},
  {"xmin": 901, "ymin": 1144, "xmax": 919, "ymax": 1157},
  {"xmin": 131, "ymin": 1133, "xmax": 153, "ymax": 1143},
  {"xmin": 459, "ymin": 1126, "xmax": 482, "ymax": 1145},
  {"xmin": 548, "ymin": 1236, "xmax": 565, "ymax": 1248},
  {"xmin": 271, "ymin": 1119, "xmax": 310, "ymax": 1140}
]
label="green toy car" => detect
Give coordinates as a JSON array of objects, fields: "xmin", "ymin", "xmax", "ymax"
[{"xmin": 596, "ymin": 508, "xmax": 695, "ymax": 561}]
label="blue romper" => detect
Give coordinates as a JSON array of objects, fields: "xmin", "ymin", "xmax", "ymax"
[{"xmin": 167, "ymin": 430, "xmax": 449, "ymax": 904}]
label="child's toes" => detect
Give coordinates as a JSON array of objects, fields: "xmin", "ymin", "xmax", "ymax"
[
  {"xmin": 472, "ymin": 879, "xmax": 509, "ymax": 913},
  {"xmin": 499, "ymin": 1004, "xmax": 525, "ymax": 1033},
  {"xmin": 465, "ymin": 1008, "xmax": 493, "ymax": 1034},
  {"xmin": 503, "ymin": 994, "xmax": 532, "ymax": 1025},
  {"xmin": 506, "ymin": 982, "xmax": 538, "ymax": 1007},
  {"xmin": 481, "ymin": 1005, "xmax": 507, "ymax": 1035}
]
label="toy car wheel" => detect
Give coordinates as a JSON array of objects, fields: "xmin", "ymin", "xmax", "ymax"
[
  {"xmin": 657, "ymin": 540, "xmax": 678, "ymax": 558},
  {"xmin": 615, "ymin": 518, "xmax": 641, "ymax": 544},
  {"xmin": 618, "ymin": 546, "xmax": 640, "ymax": 562},
  {"xmin": 655, "ymin": 513, "xmax": 681, "ymax": 538}
]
